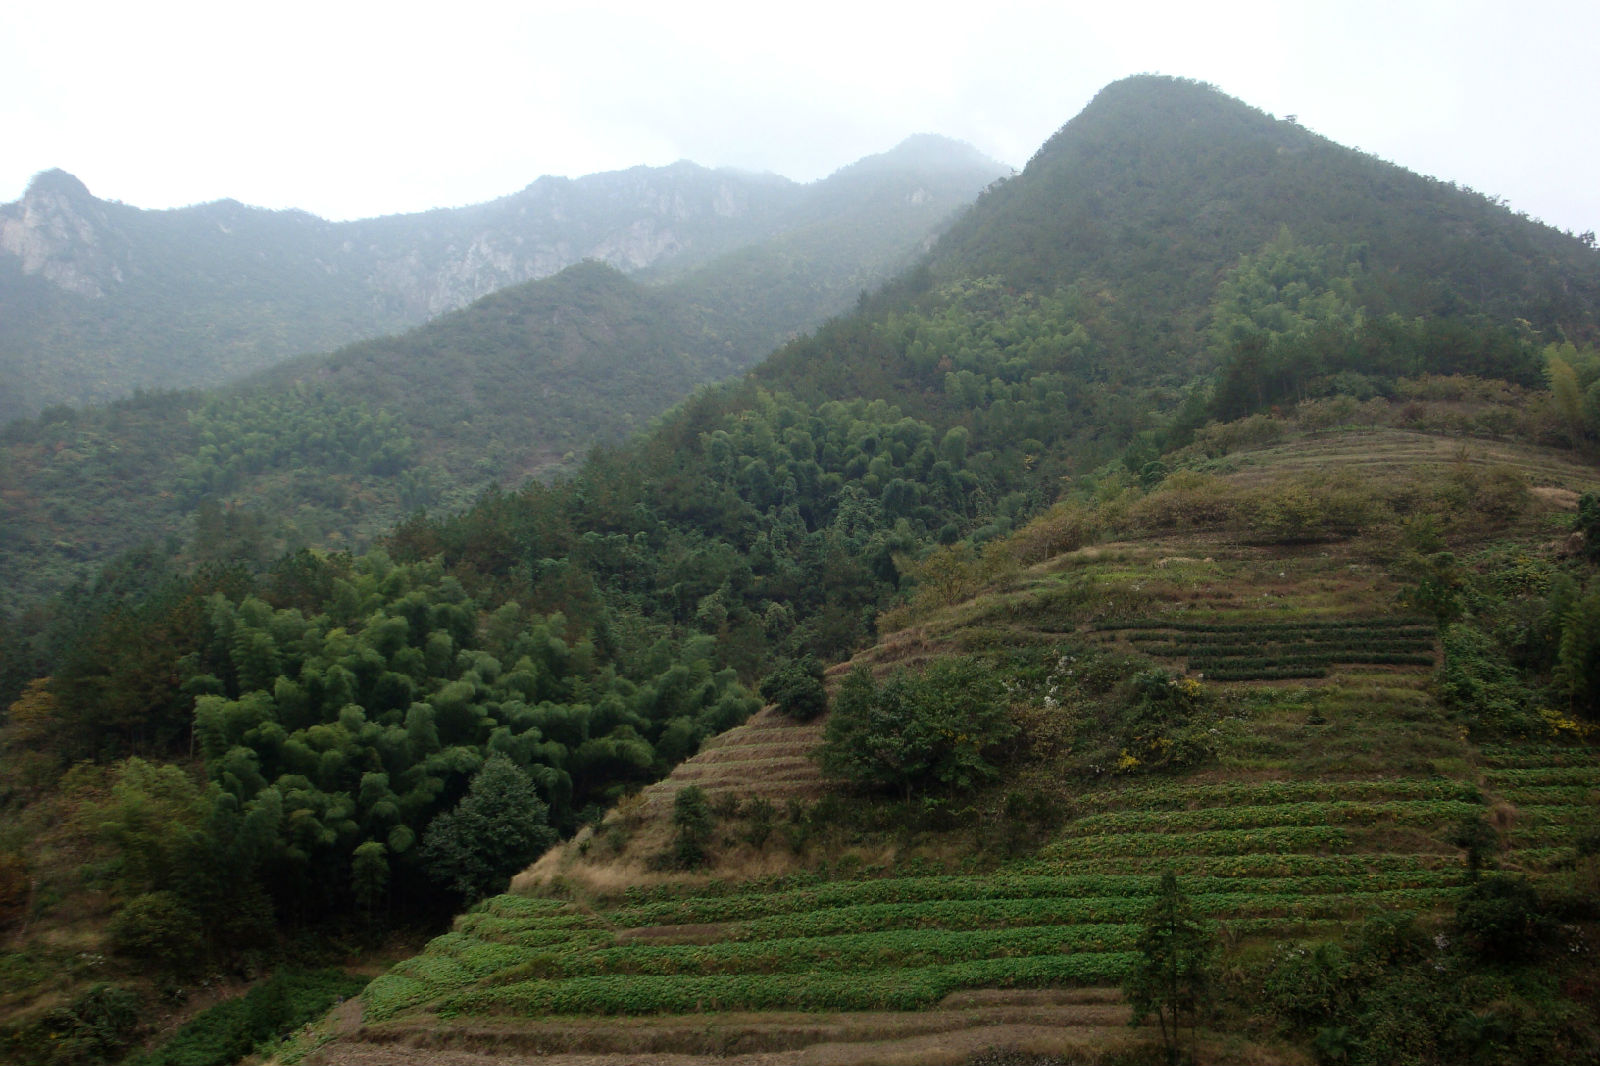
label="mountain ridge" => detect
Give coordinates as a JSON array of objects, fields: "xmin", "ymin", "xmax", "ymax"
[{"xmin": 0, "ymin": 137, "xmax": 1007, "ymax": 422}]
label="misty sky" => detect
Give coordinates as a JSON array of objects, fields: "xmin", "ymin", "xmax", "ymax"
[{"xmin": 5, "ymin": 0, "xmax": 1598, "ymax": 236}]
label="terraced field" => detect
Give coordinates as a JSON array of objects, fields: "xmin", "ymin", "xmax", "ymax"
[
  {"xmin": 323, "ymin": 557, "xmax": 1495, "ymax": 1063},
  {"xmin": 1477, "ymin": 745, "xmax": 1600, "ymax": 869},
  {"xmin": 328, "ymin": 756, "xmax": 1488, "ymax": 1063},
  {"xmin": 311, "ymin": 431, "xmax": 1600, "ymax": 1065},
  {"xmin": 1094, "ymin": 617, "xmax": 1438, "ymax": 680},
  {"xmin": 1209, "ymin": 427, "xmax": 1600, "ymax": 494},
  {"xmin": 633, "ymin": 706, "xmax": 831, "ymax": 813}
]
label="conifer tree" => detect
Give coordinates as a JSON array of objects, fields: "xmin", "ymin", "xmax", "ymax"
[
  {"xmin": 1125, "ymin": 872, "xmax": 1213, "ymax": 1066},
  {"xmin": 419, "ymin": 755, "xmax": 557, "ymax": 903}
]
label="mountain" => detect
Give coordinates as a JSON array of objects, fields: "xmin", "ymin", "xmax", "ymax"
[
  {"xmin": 4, "ymin": 77, "xmax": 1600, "ymax": 1066},
  {"xmin": 0, "ymin": 138, "xmax": 1006, "ymax": 423},
  {"xmin": 0, "ymin": 138, "xmax": 1006, "ymax": 607}
]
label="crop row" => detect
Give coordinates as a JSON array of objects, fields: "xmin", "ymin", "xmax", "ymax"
[
  {"xmin": 727, "ymin": 888, "xmax": 1455, "ymax": 942},
  {"xmin": 497, "ymin": 864, "xmax": 1467, "ymax": 931},
  {"xmin": 391, "ymin": 931, "xmax": 534, "ymax": 981},
  {"xmin": 1062, "ymin": 800, "xmax": 1482, "ymax": 837},
  {"xmin": 437, "ymin": 952, "xmax": 1143, "ymax": 1019},
  {"xmin": 441, "ymin": 884, "xmax": 1463, "ymax": 951},
  {"xmin": 364, "ymin": 879, "xmax": 1458, "ymax": 1022},
  {"xmin": 365, "ymin": 935, "xmax": 533, "ymax": 1020},
  {"xmin": 1011, "ymin": 852, "xmax": 1459, "ymax": 879},
  {"xmin": 1496, "ymin": 804, "xmax": 1594, "ymax": 827},
  {"xmin": 1068, "ymin": 777, "xmax": 1476, "ymax": 813},
  {"xmin": 1503, "ymin": 824, "xmax": 1584, "ymax": 846},
  {"xmin": 1185, "ymin": 653, "xmax": 1436, "ymax": 670},
  {"xmin": 1491, "ymin": 785, "xmax": 1599, "ymax": 806},
  {"xmin": 470, "ymin": 895, "xmax": 610, "ymax": 924},
  {"xmin": 1202, "ymin": 666, "xmax": 1329, "ymax": 680},
  {"xmin": 1095, "ymin": 618, "xmax": 1433, "ymax": 634},
  {"xmin": 1118, "ymin": 632, "xmax": 1432, "ymax": 648},
  {"xmin": 1500, "ymin": 846, "xmax": 1580, "ymax": 870},
  {"xmin": 467, "ymin": 910, "xmax": 1396, "ymax": 984},
  {"xmin": 1480, "ymin": 766, "xmax": 1600, "ymax": 787},
  {"xmin": 487, "ymin": 922, "xmax": 1145, "ymax": 981},
  {"xmin": 362, "ymin": 974, "xmax": 437, "ymax": 1023},
  {"xmin": 1476, "ymin": 746, "xmax": 1598, "ymax": 769},
  {"xmin": 433, "ymin": 889, "xmax": 1458, "ymax": 1019},
  {"xmin": 587, "ymin": 871, "xmax": 1465, "ymax": 932},
  {"xmin": 452, "ymin": 921, "xmax": 615, "ymax": 952},
  {"xmin": 1042, "ymin": 825, "xmax": 1355, "ymax": 859},
  {"xmin": 1135, "ymin": 641, "xmax": 1437, "ymax": 657}
]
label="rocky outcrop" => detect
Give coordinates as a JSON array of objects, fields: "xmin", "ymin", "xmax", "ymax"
[{"xmin": 0, "ymin": 169, "xmax": 129, "ymax": 297}]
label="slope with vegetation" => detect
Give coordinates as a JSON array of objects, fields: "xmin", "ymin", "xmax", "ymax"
[
  {"xmin": 3, "ymin": 76, "xmax": 1600, "ymax": 1066},
  {"xmin": 328, "ymin": 406, "xmax": 1600, "ymax": 1065},
  {"xmin": 0, "ymin": 137, "xmax": 1005, "ymax": 610}
]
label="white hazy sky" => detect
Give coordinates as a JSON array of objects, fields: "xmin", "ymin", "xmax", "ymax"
[{"xmin": 5, "ymin": 0, "xmax": 1598, "ymax": 235}]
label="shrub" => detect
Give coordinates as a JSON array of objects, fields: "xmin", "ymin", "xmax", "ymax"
[
  {"xmin": 1115, "ymin": 671, "xmax": 1217, "ymax": 774},
  {"xmin": 1436, "ymin": 624, "xmax": 1540, "ymax": 736},
  {"xmin": 743, "ymin": 798, "xmax": 776, "ymax": 848},
  {"xmin": 1006, "ymin": 500, "xmax": 1099, "ymax": 564},
  {"xmin": 1188, "ymin": 413, "xmax": 1285, "ymax": 458},
  {"xmin": 1453, "ymin": 874, "xmax": 1552, "ymax": 964},
  {"xmin": 40, "ymin": 983, "xmax": 142, "ymax": 1065},
  {"xmin": 1125, "ymin": 471, "xmax": 1237, "ymax": 530},
  {"xmin": 107, "ymin": 892, "xmax": 204, "ymax": 976},
  {"xmin": 671, "ymin": 786, "xmax": 713, "ymax": 869},
  {"xmin": 818, "ymin": 659, "xmax": 1016, "ymax": 800},
  {"xmin": 758, "ymin": 657, "xmax": 827, "ymax": 720},
  {"xmin": 1259, "ymin": 942, "xmax": 1351, "ymax": 1032}
]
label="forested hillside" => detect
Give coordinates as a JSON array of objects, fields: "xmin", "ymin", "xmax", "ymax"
[
  {"xmin": 0, "ymin": 137, "xmax": 1004, "ymax": 422},
  {"xmin": 4, "ymin": 76, "xmax": 1600, "ymax": 1066},
  {"xmin": 0, "ymin": 139, "xmax": 1004, "ymax": 609}
]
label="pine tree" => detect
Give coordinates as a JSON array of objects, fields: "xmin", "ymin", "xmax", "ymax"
[
  {"xmin": 1124, "ymin": 872, "xmax": 1213, "ymax": 1066},
  {"xmin": 419, "ymin": 755, "xmax": 558, "ymax": 903}
]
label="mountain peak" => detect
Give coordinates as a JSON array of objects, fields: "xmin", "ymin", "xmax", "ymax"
[
  {"xmin": 24, "ymin": 168, "xmax": 94, "ymax": 202},
  {"xmin": 1025, "ymin": 75, "xmax": 1307, "ymax": 174},
  {"xmin": 828, "ymin": 135, "xmax": 1008, "ymax": 183}
]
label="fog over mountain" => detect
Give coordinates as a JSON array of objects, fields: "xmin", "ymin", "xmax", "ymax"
[{"xmin": 0, "ymin": 136, "xmax": 1006, "ymax": 422}]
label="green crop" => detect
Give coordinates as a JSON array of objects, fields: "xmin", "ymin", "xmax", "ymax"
[
  {"xmin": 1061, "ymin": 800, "xmax": 1482, "ymax": 836},
  {"xmin": 445, "ymin": 953, "xmax": 1142, "ymax": 1017}
]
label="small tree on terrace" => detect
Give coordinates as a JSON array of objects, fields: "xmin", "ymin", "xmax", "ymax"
[
  {"xmin": 759, "ymin": 656, "xmax": 827, "ymax": 720},
  {"xmin": 818, "ymin": 658, "xmax": 1014, "ymax": 801},
  {"xmin": 1125, "ymin": 872, "xmax": 1214, "ymax": 1066}
]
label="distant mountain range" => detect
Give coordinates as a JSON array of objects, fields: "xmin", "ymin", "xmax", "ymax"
[{"xmin": 0, "ymin": 136, "xmax": 1007, "ymax": 422}]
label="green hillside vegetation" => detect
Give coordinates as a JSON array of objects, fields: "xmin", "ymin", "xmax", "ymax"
[
  {"xmin": 3, "ymin": 76, "xmax": 1600, "ymax": 1065},
  {"xmin": 932, "ymin": 77, "xmax": 1600, "ymax": 357},
  {"xmin": 342, "ymin": 413, "xmax": 1600, "ymax": 1065},
  {"xmin": 0, "ymin": 141, "xmax": 999, "ymax": 611}
]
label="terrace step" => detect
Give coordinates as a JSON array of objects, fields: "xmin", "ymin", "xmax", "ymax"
[{"xmin": 323, "ymin": 991, "xmax": 1143, "ymax": 1064}]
